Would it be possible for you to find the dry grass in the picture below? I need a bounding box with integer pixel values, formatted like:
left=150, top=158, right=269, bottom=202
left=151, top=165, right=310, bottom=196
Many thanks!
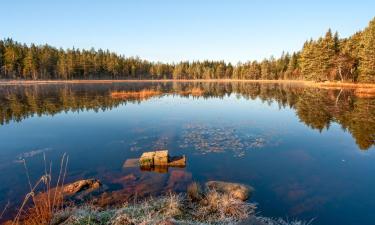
left=21, top=181, right=312, bottom=225
left=12, top=153, right=69, bottom=225
left=187, top=182, right=203, bottom=202
left=196, top=190, right=255, bottom=222
left=0, top=201, right=10, bottom=220
left=306, top=81, right=375, bottom=89
left=50, top=189, right=256, bottom=225
left=110, top=90, right=162, bottom=100
left=354, top=88, right=375, bottom=98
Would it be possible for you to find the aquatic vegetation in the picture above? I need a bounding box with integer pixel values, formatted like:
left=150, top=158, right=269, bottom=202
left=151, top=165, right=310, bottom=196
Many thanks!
left=179, top=123, right=268, bottom=157
left=128, top=135, right=170, bottom=152
left=14, top=148, right=53, bottom=162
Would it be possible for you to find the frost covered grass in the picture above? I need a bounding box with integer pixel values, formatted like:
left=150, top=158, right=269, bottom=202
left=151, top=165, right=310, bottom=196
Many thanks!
left=50, top=190, right=256, bottom=225
left=48, top=191, right=311, bottom=225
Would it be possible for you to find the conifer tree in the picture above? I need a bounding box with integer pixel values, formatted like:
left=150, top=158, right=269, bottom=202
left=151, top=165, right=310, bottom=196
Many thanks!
left=358, top=17, right=375, bottom=83
left=23, top=45, right=39, bottom=79
left=0, top=40, right=4, bottom=76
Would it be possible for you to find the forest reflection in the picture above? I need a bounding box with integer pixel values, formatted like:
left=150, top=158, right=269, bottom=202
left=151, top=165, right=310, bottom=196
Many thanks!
left=0, top=82, right=374, bottom=150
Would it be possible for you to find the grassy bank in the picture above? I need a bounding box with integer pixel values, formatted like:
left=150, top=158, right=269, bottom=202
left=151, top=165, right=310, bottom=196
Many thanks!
left=47, top=191, right=309, bottom=225
left=7, top=179, right=311, bottom=225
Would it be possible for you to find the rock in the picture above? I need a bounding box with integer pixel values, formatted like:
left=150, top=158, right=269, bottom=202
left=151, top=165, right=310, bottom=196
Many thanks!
left=154, top=150, right=168, bottom=165
left=32, top=179, right=103, bottom=208
left=139, top=152, right=155, bottom=167
left=168, top=156, right=186, bottom=167
left=63, top=179, right=101, bottom=195
left=205, top=181, right=253, bottom=201
left=123, top=158, right=139, bottom=168
left=165, top=170, right=192, bottom=191
left=113, top=174, right=137, bottom=183
left=139, top=150, right=186, bottom=170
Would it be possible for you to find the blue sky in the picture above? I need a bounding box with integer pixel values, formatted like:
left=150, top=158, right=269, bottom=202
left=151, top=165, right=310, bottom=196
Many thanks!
left=0, top=0, right=374, bottom=63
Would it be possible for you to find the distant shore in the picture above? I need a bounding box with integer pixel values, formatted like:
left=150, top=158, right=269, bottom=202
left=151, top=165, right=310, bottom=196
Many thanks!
left=1, top=79, right=375, bottom=89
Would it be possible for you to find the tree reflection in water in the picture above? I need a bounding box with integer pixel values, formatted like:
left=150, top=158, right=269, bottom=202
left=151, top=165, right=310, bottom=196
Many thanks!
left=0, top=82, right=374, bottom=150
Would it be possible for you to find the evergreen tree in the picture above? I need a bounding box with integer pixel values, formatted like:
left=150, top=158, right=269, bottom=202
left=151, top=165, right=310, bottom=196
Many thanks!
left=285, top=53, right=299, bottom=79
left=0, top=40, right=4, bottom=76
left=319, top=29, right=337, bottom=80
left=300, top=40, right=318, bottom=80
left=358, top=17, right=375, bottom=83
left=23, top=45, right=39, bottom=79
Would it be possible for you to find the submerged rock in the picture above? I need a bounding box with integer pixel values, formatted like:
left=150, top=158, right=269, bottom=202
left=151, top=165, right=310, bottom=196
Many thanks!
left=123, top=158, right=139, bottom=168
left=63, top=179, right=102, bottom=196
left=205, top=181, right=253, bottom=201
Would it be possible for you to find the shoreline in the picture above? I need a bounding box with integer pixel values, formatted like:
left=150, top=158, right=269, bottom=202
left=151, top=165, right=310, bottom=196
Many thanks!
left=0, top=79, right=375, bottom=89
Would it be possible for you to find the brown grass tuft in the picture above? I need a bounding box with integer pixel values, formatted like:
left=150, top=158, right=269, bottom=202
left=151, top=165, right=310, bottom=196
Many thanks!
left=12, top=154, right=69, bottom=225
left=161, top=192, right=182, bottom=218
left=187, top=182, right=203, bottom=202
left=197, top=189, right=256, bottom=221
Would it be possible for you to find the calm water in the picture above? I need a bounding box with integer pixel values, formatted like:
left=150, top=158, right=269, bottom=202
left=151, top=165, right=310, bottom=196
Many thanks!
left=0, top=82, right=374, bottom=224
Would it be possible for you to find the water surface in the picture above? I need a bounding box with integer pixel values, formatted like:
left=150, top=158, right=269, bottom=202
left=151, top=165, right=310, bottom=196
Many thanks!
left=0, top=82, right=374, bottom=224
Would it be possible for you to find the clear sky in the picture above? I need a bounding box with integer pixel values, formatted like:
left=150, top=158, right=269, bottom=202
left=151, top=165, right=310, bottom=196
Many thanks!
left=0, top=0, right=374, bottom=63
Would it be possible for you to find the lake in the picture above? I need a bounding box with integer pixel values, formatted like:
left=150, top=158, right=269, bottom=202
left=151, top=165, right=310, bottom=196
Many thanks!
left=0, top=81, right=374, bottom=225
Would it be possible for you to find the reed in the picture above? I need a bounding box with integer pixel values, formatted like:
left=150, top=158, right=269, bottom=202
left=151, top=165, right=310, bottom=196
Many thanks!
left=12, top=153, right=69, bottom=225
left=0, top=201, right=10, bottom=220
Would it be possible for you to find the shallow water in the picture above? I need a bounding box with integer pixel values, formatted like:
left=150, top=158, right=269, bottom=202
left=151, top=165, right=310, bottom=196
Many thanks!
left=0, top=82, right=374, bottom=224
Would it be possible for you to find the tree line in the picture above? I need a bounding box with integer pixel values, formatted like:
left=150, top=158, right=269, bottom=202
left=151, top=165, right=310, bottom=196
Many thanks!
left=0, top=17, right=374, bottom=82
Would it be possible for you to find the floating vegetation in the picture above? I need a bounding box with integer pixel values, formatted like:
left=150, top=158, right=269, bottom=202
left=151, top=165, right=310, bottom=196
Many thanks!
left=14, top=147, right=53, bottom=163
left=179, top=123, right=269, bottom=157
left=125, top=123, right=273, bottom=157
left=129, top=135, right=169, bottom=152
